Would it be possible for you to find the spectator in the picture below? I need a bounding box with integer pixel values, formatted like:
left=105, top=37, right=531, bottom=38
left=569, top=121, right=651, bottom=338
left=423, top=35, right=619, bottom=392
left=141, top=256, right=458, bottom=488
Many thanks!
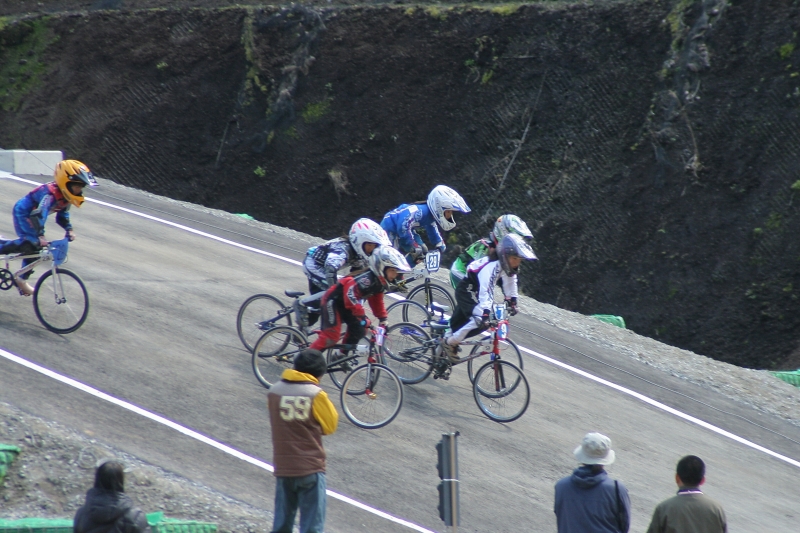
left=267, top=349, right=338, bottom=533
left=73, top=459, right=151, bottom=533
left=554, top=432, right=630, bottom=533
left=645, top=455, right=727, bottom=533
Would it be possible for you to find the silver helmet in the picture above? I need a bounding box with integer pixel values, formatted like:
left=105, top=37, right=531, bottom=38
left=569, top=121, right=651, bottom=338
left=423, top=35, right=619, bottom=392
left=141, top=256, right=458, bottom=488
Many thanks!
left=492, top=214, right=533, bottom=245
left=367, top=246, right=412, bottom=289
left=498, top=234, right=537, bottom=276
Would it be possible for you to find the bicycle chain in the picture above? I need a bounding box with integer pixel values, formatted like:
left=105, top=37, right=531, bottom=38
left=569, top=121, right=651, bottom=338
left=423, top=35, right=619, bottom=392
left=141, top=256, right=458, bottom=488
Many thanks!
left=0, top=268, right=14, bottom=290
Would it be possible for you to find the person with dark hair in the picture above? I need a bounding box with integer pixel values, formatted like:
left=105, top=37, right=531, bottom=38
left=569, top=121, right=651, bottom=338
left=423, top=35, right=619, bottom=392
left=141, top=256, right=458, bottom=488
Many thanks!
left=267, top=349, right=338, bottom=533
left=554, top=432, right=631, bottom=533
left=73, top=460, right=152, bottom=533
left=646, top=455, right=727, bottom=533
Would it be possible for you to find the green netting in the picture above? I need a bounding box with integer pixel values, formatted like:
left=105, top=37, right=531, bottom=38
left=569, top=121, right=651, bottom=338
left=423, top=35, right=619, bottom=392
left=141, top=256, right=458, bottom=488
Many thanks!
left=0, top=444, right=21, bottom=484
left=0, top=513, right=217, bottom=533
left=770, top=370, right=800, bottom=387
left=591, top=314, right=626, bottom=329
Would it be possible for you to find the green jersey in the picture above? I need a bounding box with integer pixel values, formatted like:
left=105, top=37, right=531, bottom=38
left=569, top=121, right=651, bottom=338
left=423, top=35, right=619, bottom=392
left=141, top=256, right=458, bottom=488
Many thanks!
left=449, top=238, right=492, bottom=288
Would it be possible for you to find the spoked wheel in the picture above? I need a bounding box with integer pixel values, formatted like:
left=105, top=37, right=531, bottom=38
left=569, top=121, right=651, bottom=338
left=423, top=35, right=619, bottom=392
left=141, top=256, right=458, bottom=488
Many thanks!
left=406, top=282, right=455, bottom=318
left=340, top=363, right=403, bottom=429
left=381, top=322, right=434, bottom=384
left=251, top=326, right=308, bottom=389
left=325, top=339, right=381, bottom=390
left=237, top=294, right=291, bottom=352
left=386, top=299, right=431, bottom=329
left=33, top=268, right=89, bottom=334
left=467, top=337, right=523, bottom=383
left=472, top=360, right=530, bottom=423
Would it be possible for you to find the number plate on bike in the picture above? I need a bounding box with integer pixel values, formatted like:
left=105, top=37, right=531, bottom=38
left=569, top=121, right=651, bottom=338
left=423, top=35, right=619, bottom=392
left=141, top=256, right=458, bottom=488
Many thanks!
left=425, top=251, right=441, bottom=273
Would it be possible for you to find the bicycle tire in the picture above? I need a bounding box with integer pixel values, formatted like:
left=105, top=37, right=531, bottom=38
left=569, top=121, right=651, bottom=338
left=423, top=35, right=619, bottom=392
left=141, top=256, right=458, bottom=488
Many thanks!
left=467, top=337, right=523, bottom=384
left=340, top=363, right=403, bottom=429
left=472, top=360, right=530, bottom=423
left=406, top=282, right=455, bottom=318
left=33, top=268, right=89, bottom=334
left=237, top=294, right=292, bottom=352
left=382, top=322, right=434, bottom=384
left=325, top=339, right=383, bottom=390
left=386, top=299, right=431, bottom=329
left=251, top=326, right=308, bottom=389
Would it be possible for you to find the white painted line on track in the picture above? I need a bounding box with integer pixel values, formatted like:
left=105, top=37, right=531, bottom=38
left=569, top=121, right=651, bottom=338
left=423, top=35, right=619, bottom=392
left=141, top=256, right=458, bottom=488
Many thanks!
left=0, top=347, right=436, bottom=533
left=3, top=174, right=798, bottom=473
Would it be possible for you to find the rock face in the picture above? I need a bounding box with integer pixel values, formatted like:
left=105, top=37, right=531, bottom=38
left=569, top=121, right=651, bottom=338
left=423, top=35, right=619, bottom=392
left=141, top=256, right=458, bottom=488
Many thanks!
left=1, top=0, right=799, bottom=369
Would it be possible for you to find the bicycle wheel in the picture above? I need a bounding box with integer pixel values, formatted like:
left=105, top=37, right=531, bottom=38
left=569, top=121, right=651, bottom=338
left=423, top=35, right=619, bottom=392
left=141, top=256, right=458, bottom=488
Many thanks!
left=341, top=363, right=403, bottom=429
left=251, top=326, right=308, bottom=389
left=237, top=294, right=291, bottom=352
left=386, top=299, right=431, bottom=328
left=407, top=282, right=455, bottom=318
left=472, top=360, right=530, bottom=423
left=382, top=322, right=434, bottom=384
left=467, top=337, right=523, bottom=383
left=325, top=339, right=382, bottom=390
left=33, top=268, right=89, bottom=334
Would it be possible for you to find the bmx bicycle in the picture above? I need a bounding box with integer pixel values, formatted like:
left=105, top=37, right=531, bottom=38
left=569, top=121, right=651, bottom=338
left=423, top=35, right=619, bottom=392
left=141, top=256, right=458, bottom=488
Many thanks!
left=381, top=302, right=530, bottom=423
left=0, top=237, right=89, bottom=333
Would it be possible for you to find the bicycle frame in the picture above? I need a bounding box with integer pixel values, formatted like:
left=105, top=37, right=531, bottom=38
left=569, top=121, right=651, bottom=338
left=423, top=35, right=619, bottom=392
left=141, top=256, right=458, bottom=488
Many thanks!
left=1, top=240, right=66, bottom=291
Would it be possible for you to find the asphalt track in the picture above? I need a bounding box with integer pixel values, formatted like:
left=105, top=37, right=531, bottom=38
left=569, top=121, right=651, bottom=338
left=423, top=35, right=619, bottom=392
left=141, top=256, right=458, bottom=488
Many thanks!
left=1, top=174, right=798, bottom=532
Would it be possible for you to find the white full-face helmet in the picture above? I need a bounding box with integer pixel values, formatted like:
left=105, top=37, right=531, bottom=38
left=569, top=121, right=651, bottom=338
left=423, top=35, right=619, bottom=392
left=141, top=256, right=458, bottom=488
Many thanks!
left=427, top=185, right=471, bottom=231
left=367, top=246, right=412, bottom=290
left=349, top=218, right=392, bottom=263
left=492, top=214, right=533, bottom=245
left=498, top=234, right=538, bottom=276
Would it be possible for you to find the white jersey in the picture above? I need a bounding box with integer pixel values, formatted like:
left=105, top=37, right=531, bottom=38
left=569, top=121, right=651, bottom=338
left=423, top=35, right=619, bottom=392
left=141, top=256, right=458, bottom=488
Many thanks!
left=465, top=256, right=518, bottom=313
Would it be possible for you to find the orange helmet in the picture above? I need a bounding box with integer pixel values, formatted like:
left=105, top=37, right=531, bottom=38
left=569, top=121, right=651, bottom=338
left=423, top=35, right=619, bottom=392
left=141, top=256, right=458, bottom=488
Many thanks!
left=54, top=160, right=97, bottom=207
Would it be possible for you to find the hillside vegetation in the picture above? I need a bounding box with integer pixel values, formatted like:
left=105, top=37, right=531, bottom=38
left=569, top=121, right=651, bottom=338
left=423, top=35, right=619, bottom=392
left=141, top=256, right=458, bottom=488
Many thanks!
left=1, top=0, right=799, bottom=370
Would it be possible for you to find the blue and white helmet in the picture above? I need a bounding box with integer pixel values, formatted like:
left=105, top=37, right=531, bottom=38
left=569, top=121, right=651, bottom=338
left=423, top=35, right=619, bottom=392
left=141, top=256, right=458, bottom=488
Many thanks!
left=367, top=246, right=412, bottom=290
left=498, top=234, right=537, bottom=276
left=427, top=185, right=470, bottom=231
left=349, top=218, right=392, bottom=263
left=492, top=214, right=533, bottom=245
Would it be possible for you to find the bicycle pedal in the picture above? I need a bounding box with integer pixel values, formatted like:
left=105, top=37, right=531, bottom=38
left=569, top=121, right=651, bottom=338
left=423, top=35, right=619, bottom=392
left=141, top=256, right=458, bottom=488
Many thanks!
left=276, top=354, right=293, bottom=363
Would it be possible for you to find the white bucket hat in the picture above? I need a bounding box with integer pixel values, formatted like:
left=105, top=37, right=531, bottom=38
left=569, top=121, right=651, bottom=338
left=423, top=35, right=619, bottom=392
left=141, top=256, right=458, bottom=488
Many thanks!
left=574, top=432, right=616, bottom=465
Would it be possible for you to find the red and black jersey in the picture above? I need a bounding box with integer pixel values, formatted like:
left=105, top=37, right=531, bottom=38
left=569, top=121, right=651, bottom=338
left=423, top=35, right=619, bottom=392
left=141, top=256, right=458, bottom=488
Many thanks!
left=323, top=270, right=388, bottom=321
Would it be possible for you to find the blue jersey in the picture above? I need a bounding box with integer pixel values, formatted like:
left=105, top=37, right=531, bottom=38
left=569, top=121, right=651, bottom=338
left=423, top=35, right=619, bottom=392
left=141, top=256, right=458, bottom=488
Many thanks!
left=380, top=203, right=444, bottom=254
left=17, top=182, right=72, bottom=235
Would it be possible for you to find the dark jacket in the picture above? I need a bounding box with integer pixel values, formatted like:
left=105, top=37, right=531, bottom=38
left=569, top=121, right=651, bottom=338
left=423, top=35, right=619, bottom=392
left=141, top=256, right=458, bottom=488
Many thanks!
left=73, top=488, right=152, bottom=533
left=554, top=466, right=631, bottom=533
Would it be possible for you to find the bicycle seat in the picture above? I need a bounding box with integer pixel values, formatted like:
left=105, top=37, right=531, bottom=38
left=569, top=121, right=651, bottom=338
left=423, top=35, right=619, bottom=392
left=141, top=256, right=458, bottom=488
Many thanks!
left=431, top=303, right=451, bottom=314
left=285, top=290, right=305, bottom=298
left=430, top=322, right=449, bottom=331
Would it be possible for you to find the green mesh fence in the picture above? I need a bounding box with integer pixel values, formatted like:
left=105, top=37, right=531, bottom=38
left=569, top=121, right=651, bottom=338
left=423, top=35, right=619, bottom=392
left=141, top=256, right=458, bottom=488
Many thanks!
left=0, top=513, right=217, bottom=533
left=770, top=370, right=800, bottom=388
left=0, top=444, right=21, bottom=484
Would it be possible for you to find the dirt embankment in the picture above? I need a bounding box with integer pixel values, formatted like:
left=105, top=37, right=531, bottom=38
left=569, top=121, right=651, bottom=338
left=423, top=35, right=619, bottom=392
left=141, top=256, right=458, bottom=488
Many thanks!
left=1, top=0, right=799, bottom=370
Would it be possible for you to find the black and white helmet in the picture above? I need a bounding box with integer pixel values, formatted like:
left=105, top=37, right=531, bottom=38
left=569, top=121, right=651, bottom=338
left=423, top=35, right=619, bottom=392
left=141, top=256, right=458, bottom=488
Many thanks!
left=427, top=185, right=470, bottom=231
left=492, top=214, right=533, bottom=245
left=367, top=246, right=412, bottom=290
left=349, top=218, right=392, bottom=263
left=498, top=234, right=537, bottom=276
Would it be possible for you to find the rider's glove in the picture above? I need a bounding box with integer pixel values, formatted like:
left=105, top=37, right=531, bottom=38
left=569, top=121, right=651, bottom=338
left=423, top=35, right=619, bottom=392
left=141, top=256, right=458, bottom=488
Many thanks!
left=480, top=309, right=491, bottom=328
left=359, top=316, right=372, bottom=329
left=325, top=270, right=337, bottom=289
left=506, top=297, right=519, bottom=316
left=37, top=235, right=49, bottom=248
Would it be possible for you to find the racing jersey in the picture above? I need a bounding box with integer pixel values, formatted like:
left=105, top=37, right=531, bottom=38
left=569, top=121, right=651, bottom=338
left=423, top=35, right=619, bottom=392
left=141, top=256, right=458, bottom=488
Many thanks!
left=450, top=237, right=493, bottom=284
left=17, top=182, right=72, bottom=235
left=461, top=256, right=518, bottom=314
left=380, top=203, right=444, bottom=253
left=323, top=270, right=388, bottom=321
left=303, top=237, right=364, bottom=285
